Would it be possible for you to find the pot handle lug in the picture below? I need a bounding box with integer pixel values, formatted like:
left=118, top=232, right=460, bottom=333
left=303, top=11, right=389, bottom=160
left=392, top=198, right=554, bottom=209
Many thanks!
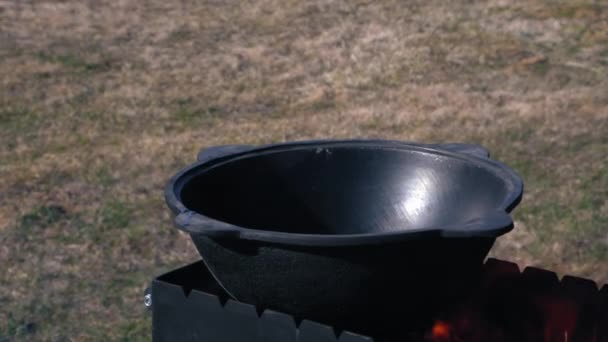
left=440, top=210, right=513, bottom=238
left=197, top=145, right=254, bottom=163
left=429, top=143, right=490, bottom=158
left=174, top=211, right=241, bottom=238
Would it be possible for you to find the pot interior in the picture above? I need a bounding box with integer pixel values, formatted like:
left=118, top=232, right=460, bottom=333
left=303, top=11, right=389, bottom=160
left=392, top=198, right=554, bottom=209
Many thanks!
left=179, top=146, right=510, bottom=235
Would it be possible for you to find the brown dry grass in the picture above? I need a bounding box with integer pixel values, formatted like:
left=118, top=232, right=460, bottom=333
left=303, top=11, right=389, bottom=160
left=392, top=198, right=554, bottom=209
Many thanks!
left=1, top=0, right=607, bottom=340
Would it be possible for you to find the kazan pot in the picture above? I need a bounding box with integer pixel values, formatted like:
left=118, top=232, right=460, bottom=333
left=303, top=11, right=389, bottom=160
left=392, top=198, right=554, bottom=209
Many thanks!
left=164, top=140, right=523, bottom=336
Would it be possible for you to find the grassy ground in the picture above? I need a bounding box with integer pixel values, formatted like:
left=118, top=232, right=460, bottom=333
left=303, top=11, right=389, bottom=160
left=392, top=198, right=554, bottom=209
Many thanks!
left=0, top=0, right=607, bottom=340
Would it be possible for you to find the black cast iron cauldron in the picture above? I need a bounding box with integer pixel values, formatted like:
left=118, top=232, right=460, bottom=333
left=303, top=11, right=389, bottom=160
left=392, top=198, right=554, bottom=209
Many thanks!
left=164, top=140, right=523, bottom=336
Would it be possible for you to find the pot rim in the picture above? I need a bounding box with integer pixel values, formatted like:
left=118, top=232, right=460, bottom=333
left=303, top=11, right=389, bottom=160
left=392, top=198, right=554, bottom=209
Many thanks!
left=164, top=139, right=523, bottom=246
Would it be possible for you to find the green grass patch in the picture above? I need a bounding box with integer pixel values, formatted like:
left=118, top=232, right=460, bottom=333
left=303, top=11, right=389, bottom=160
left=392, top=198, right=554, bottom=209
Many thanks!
left=575, top=167, right=608, bottom=257
left=0, top=299, right=59, bottom=342
left=34, top=71, right=53, bottom=79
left=83, top=165, right=116, bottom=187
left=0, top=107, right=59, bottom=157
left=168, top=27, right=195, bottom=42
left=554, top=5, right=578, bottom=19
left=530, top=59, right=550, bottom=75
left=0, top=107, right=30, bottom=125
left=20, top=205, right=68, bottom=232
left=175, top=101, right=223, bottom=124
left=0, top=108, right=40, bottom=142
left=76, top=111, right=104, bottom=121
left=599, top=47, right=608, bottom=58
left=116, top=319, right=150, bottom=342
left=99, top=200, right=132, bottom=230
left=37, top=52, right=112, bottom=73
left=0, top=317, right=38, bottom=342
left=95, top=167, right=116, bottom=187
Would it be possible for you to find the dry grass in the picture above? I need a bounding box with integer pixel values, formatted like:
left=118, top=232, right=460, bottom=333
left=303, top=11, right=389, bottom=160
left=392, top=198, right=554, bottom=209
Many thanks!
left=1, top=0, right=607, bottom=340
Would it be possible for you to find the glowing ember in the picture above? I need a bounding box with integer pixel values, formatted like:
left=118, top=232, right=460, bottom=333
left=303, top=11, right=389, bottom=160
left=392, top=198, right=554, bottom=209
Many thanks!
left=431, top=320, right=451, bottom=340
left=419, top=260, right=607, bottom=342
left=538, top=297, right=579, bottom=342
